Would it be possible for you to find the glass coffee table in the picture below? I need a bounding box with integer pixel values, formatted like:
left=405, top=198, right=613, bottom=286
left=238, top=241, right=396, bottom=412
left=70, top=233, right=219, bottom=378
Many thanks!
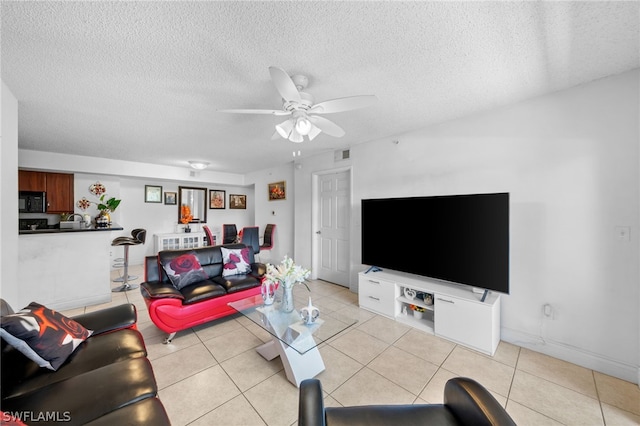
left=228, top=294, right=357, bottom=387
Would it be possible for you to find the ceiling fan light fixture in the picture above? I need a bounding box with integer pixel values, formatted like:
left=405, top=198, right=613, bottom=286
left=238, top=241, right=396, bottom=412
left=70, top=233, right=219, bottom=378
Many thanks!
left=276, top=118, right=307, bottom=142
left=224, top=67, right=376, bottom=143
left=289, top=129, right=304, bottom=143
left=275, top=119, right=293, bottom=139
left=188, top=161, right=209, bottom=170
left=295, top=116, right=312, bottom=135
left=307, top=125, right=322, bottom=141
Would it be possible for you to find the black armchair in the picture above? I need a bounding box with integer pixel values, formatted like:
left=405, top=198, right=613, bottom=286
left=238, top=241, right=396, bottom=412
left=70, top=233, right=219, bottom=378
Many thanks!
left=298, top=377, right=516, bottom=426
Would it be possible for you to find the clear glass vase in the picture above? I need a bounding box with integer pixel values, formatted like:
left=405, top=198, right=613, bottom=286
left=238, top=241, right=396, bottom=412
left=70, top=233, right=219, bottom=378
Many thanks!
left=261, top=281, right=276, bottom=305
left=281, top=283, right=295, bottom=313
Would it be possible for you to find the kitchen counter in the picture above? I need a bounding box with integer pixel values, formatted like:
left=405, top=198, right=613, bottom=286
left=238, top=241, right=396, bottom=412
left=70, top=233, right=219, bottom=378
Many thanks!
left=19, top=223, right=123, bottom=235
left=18, top=224, right=126, bottom=311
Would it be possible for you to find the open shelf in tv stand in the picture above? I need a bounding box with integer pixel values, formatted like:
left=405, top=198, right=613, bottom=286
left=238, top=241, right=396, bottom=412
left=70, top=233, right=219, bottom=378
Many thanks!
left=358, top=269, right=501, bottom=355
left=397, top=291, right=435, bottom=333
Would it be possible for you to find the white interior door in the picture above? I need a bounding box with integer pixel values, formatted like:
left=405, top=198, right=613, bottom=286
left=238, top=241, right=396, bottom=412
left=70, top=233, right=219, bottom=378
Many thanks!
left=316, top=170, right=350, bottom=287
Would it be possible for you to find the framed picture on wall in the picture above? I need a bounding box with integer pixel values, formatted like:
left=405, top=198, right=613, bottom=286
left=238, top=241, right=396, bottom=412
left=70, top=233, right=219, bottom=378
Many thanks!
left=164, top=192, right=177, bottom=205
left=268, top=181, right=286, bottom=201
left=229, top=194, right=246, bottom=209
left=145, top=185, right=162, bottom=203
left=209, top=190, right=225, bottom=209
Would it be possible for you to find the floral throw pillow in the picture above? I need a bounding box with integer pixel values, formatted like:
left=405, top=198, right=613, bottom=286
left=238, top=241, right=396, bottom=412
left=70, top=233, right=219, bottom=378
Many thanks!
left=0, top=302, right=92, bottom=371
left=221, top=247, right=251, bottom=277
left=161, top=251, right=209, bottom=290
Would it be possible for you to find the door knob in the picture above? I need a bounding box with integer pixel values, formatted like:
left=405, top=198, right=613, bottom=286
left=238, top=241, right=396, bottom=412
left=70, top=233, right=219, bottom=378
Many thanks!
left=315, top=231, right=321, bottom=234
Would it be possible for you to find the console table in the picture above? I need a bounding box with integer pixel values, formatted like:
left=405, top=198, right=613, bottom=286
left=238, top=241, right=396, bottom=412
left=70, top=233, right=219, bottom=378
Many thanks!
left=358, top=270, right=501, bottom=355
left=154, top=232, right=206, bottom=252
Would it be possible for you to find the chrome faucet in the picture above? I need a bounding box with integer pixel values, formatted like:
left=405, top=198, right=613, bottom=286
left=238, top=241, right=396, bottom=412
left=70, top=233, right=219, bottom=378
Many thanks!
left=69, top=213, right=85, bottom=223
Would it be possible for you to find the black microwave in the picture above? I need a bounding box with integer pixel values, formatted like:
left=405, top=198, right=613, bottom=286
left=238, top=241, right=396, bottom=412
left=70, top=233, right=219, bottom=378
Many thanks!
left=19, top=191, right=47, bottom=213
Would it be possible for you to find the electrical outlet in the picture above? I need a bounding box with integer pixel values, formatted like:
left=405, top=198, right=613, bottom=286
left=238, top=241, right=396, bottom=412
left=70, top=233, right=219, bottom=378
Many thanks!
left=615, top=226, right=631, bottom=242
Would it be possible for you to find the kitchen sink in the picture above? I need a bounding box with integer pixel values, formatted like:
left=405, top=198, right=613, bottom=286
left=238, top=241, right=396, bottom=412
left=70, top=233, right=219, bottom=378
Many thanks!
left=60, top=221, right=81, bottom=229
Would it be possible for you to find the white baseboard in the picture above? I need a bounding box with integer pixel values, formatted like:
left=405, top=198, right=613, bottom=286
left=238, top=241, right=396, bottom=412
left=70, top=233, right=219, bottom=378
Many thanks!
left=47, top=293, right=111, bottom=312
left=501, top=327, right=639, bottom=385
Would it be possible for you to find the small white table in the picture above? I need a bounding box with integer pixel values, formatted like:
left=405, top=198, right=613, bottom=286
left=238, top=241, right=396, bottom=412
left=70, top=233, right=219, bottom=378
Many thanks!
left=229, top=294, right=357, bottom=387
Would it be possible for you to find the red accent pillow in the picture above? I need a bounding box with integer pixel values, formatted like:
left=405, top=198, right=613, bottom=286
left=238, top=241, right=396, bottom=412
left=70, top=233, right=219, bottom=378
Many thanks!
left=161, top=251, right=209, bottom=290
left=0, top=302, right=92, bottom=370
left=221, top=247, right=251, bottom=277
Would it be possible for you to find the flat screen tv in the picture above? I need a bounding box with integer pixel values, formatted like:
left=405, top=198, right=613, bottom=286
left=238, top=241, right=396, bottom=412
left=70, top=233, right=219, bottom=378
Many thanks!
left=361, top=192, right=509, bottom=294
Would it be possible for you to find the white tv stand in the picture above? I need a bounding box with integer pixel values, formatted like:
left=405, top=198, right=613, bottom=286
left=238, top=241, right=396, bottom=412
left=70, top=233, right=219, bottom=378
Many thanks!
left=358, top=269, right=500, bottom=355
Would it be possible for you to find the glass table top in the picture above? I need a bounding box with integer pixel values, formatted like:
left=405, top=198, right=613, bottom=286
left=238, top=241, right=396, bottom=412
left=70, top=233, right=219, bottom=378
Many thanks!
left=228, top=294, right=357, bottom=355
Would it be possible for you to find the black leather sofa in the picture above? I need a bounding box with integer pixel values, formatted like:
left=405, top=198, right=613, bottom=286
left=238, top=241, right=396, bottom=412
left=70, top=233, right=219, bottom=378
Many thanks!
left=141, top=243, right=265, bottom=343
left=298, top=377, right=516, bottom=426
left=0, top=299, right=170, bottom=425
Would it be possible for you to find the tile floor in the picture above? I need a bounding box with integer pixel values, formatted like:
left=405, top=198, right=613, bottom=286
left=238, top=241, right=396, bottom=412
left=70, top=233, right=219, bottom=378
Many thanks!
left=62, top=264, right=640, bottom=426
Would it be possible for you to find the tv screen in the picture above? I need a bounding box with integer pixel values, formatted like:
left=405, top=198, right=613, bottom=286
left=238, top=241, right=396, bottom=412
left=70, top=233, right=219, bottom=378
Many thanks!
left=361, top=193, right=509, bottom=294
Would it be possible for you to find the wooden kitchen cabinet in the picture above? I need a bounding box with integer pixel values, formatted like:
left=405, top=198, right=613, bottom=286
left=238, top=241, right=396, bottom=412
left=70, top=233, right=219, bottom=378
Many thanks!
left=45, top=173, right=74, bottom=213
left=18, top=170, right=46, bottom=192
left=19, top=170, right=74, bottom=213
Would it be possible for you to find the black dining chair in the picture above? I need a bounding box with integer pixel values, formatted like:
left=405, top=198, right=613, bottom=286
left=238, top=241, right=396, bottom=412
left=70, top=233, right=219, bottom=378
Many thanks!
left=240, top=226, right=260, bottom=258
left=202, top=225, right=216, bottom=246
left=260, top=224, right=276, bottom=252
left=222, top=224, right=237, bottom=244
left=259, top=224, right=276, bottom=261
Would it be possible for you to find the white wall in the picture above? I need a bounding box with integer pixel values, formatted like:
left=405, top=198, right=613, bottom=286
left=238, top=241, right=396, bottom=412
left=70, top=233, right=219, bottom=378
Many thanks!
left=290, top=151, right=355, bottom=283
left=245, top=164, right=295, bottom=264
left=294, top=70, right=639, bottom=383
left=1, top=81, right=19, bottom=306
left=73, top=173, right=255, bottom=265
left=7, top=69, right=638, bottom=383
left=19, top=150, right=245, bottom=186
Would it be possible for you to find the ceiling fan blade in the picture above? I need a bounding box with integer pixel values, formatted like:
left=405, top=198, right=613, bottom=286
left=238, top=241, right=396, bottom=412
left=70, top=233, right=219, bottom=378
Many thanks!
left=218, top=108, right=291, bottom=116
left=308, top=116, right=345, bottom=138
left=309, top=95, right=378, bottom=114
left=269, top=66, right=301, bottom=103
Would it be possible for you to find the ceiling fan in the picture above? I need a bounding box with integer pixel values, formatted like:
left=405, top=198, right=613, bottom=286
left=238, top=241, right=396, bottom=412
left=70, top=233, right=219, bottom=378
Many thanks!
left=219, top=66, right=377, bottom=143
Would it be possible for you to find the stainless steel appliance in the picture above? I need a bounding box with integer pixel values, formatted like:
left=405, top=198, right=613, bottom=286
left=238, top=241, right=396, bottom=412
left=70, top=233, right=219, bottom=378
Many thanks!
left=19, top=191, right=47, bottom=213
left=19, top=218, right=49, bottom=231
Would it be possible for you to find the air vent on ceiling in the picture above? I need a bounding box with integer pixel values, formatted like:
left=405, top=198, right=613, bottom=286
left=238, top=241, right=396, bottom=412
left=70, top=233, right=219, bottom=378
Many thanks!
left=334, top=149, right=350, bottom=161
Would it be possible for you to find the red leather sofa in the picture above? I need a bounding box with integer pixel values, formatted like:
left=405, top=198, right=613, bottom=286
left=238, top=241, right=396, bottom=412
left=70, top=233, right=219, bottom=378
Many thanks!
left=141, top=243, right=265, bottom=343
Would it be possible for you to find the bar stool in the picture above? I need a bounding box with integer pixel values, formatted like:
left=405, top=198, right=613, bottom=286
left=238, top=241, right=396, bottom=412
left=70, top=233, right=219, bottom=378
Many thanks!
left=112, top=256, right=137, bottom=283
left=111, top=229, right=146, bottom=292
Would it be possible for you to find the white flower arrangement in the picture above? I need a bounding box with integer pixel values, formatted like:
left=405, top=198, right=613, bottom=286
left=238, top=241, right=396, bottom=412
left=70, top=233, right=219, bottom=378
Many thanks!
left=264, top=255, right=311, bottom=290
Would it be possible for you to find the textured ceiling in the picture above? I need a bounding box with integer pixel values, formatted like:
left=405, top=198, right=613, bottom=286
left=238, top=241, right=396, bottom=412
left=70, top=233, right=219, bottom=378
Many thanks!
left=2, top=1, right=639, bottom=175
